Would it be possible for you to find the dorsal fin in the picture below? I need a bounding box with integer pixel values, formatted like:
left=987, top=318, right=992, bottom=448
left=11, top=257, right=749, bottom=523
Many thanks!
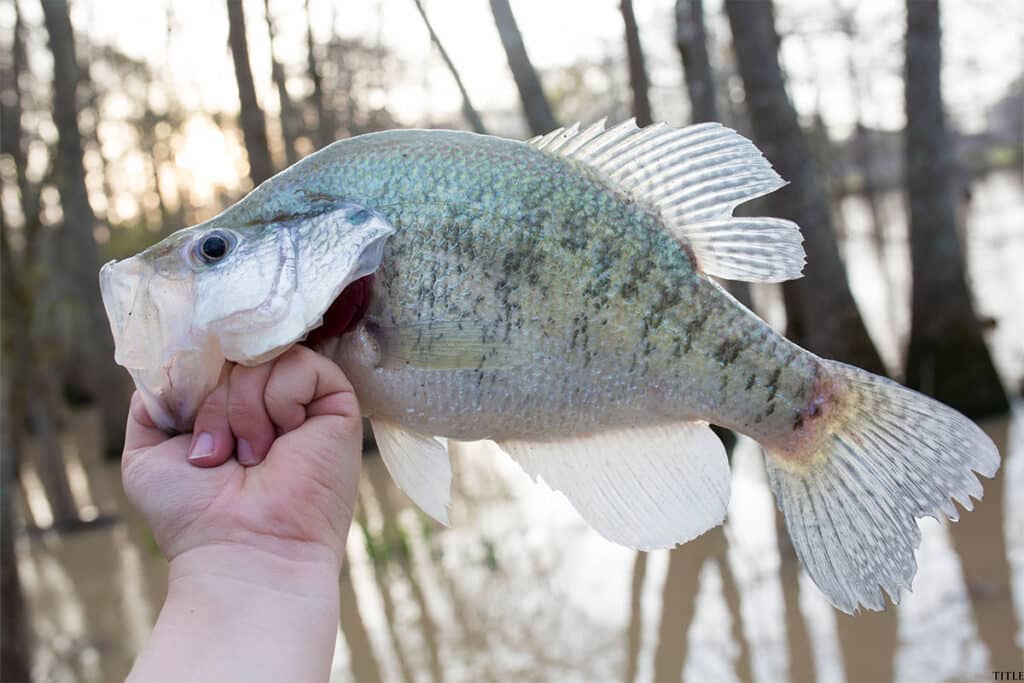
left=528, top=119, right=805, bottom=283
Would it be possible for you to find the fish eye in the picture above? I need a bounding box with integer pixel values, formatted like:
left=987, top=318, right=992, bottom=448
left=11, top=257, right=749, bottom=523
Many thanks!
left=195, top=230, right=234, bottom=264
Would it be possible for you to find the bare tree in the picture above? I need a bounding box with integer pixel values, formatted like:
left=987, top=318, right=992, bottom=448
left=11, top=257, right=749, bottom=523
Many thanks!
left=776, top=515, right=815, bottom=682
left=264, top=0, right=301, bottom=166
left=0, top=222, right=32, bottom=683
left=724, top=2, right=895, bottom=678
left=623, top=551, right=647, bottom=683
left=4, top=3, right=79, bottom=529
left=226, top=0, right=275, bottom=186
left=904, top=0, right=1008, bottom=417
left=905, top=0, right=1016, bottom=666
left=724, top=0, right=886, bottom=375
left=489, top=0, right=558, bottom=136
left=650, top=553, right=688, bottom=683
left=303, top=0, right=334, bottom=148
left=619, top=0, right=652, bottom=126
left=40, top=0, right=129, bottom=456
left=674, top=0, right=753, bottom=315
left=833, top=2, right=897, bottom=333
left=675, top=0, right=717, bottom=124
left=338, top=562, right=384, bottom=683
left=412, top=0, right=487, bottom=134
left=651, top=527, right=751, bottom=682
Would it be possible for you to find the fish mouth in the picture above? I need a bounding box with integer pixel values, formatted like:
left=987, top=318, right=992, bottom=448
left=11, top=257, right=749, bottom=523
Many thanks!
left=101, top=262, right=378, bottom=434
left=100, top=255, right=224, bottom=434
left=102, top=262, right=376, bottom=435
left=302, top=274, right=376, bottom=350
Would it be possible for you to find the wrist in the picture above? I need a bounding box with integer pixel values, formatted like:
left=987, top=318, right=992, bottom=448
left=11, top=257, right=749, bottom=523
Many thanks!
left=165, top=543, right=342, bottom=647
left=168, top=541, right=342, bottom=595
left=129, top=544, right=341, bottom=683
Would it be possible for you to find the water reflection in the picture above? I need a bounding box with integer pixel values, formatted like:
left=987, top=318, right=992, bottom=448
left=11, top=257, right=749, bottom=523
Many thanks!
left=17, top=408, right=1019, bottom=683
left=14, top=171, right=1024, bottom=682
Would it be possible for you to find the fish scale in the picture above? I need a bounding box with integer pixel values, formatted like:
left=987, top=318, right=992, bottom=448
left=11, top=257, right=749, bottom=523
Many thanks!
left=266, top=133, right=790, bottom=440
left=100, top=120, right=1000, bottom=614
left=272, top=131, right=802, bottom=443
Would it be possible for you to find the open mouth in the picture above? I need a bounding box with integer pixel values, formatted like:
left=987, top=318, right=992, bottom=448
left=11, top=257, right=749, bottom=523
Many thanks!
left=302, top=273, right=375, bottom=348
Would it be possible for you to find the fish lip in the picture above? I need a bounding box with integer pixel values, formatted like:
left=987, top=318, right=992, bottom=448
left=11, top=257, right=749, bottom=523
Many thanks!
left=100, top=253, right=223, bottom=434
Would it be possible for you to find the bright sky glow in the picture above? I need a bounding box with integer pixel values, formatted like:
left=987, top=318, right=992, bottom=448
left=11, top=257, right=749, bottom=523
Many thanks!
left=6, top=0, right=1021, bottom=221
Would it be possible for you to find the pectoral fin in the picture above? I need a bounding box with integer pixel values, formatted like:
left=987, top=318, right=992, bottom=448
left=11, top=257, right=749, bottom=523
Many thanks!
left=371, top=418, right=452, bottom=525
left=497, top=421, right=730, bottom=550
left=373, top=320, right=529, bottom=370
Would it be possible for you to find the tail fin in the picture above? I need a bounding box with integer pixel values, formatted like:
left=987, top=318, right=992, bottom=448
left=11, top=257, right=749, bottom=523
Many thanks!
left=763, top=359, right=1000, bottom=613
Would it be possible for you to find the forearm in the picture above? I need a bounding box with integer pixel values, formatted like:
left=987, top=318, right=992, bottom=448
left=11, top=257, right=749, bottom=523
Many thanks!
left=128, top=545, right=341, bottom=683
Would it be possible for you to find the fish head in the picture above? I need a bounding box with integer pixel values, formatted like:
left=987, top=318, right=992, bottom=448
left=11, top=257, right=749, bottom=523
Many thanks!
left=100, top=200, right=395, bottom=433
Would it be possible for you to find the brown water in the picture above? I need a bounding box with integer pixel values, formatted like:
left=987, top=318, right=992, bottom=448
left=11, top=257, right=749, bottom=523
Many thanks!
left=12, top=170, right=1024, bottom=683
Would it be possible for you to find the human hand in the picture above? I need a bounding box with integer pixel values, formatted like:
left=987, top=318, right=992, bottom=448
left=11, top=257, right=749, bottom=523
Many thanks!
left=122, top=346, right=362, bottom=683
left=121, top=345, right=362, bottom=570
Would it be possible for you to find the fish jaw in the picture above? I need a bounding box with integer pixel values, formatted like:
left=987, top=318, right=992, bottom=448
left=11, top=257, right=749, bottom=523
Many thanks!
left=125, top=343, right=226, bottom=434
left=100, top=254, right=226, bottom=433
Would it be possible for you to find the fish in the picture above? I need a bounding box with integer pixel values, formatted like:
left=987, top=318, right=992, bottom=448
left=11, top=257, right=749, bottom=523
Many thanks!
left=100, top=119, right=999, bottom=613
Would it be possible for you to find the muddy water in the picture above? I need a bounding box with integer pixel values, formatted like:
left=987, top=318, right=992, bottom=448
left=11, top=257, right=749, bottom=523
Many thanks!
left=14, top=170, right=1024, bottom=683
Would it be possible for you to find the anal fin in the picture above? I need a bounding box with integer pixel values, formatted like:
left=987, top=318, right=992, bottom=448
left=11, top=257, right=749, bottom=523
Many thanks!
left=497, top=421, right=730, bottom=550
left=370, top=418, right=452, bottom=525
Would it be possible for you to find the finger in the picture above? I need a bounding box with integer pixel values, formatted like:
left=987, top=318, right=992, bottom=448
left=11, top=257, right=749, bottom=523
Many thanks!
left=264, top=346, right=358, bottom=433
left=227, top=362, right=276, bottom=467
left=124, top=392, right=170, bottom=454
left=188, top=365, right=235, bottom=468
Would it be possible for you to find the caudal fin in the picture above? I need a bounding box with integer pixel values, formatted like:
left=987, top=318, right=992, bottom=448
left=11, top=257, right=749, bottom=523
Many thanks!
left=763, top=359, right=1000, bottom=613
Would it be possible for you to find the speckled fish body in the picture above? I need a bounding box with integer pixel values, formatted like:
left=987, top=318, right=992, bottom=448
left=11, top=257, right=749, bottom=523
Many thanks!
left=100, top=121, right=999, bottom=616
left=247, top=130, right=814, bottom=448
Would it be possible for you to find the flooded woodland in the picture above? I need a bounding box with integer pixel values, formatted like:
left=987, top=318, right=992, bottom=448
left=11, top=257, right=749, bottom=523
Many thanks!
left=2, top=0, right=1022, bottom=681
left=12, top=170, right=1024, bottom=683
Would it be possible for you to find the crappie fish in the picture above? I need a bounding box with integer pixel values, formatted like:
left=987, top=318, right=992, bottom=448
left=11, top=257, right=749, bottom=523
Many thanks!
left=100, top=120, right=999, bottom=613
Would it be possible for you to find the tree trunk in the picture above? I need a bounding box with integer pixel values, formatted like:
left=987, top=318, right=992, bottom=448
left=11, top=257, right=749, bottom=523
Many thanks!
left=3, top=2, right=37, bottom=225
left=412, top=0, right=487, bottom=134
left=489, top=0, right=558, bottom=136
left=338, top=561, right=384, bottom=683
left=833, top=2, right=898, bottom=341
left=652, top=531, right=709, bottom=682
left=724, top=0, right=886, bottom=375
left=0, top=466, right=32, bottom=683
left=775, top=510, right=816, bottom=683
left=40, top=0, right=129, bottom=457
left=619, top=0, right=652, bottom=126
left=674, top=0, right=753, bottom=311
left=719, top=554, right=751, bottom=683
left=264, top=0, right=301, bottom=166
left=28, top=383, right=80, bottom=528
left=623, top=551, right=647, bottom=683
left=903, top=0, right=1008, bottom=417
left=226, top=0, right=275, bottom=186
left=302, top=0, right=333, bottom=148
left=675, top=0, right=718, bottom=124
left=0, top=217, right=33, bottom=683
left=945, top=419, right=1020, bottom=670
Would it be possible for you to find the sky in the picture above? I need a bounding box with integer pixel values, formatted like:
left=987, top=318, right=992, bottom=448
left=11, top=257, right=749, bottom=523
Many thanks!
left=5, top=0, right=1021, bottom=214
left=35, top=0, right=1018, bottom=130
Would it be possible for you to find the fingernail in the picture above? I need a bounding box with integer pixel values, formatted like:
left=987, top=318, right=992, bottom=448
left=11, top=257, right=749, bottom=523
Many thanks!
left=237, top=439, right=257, bottom=466
left=188, top=432, right=215, bottom=460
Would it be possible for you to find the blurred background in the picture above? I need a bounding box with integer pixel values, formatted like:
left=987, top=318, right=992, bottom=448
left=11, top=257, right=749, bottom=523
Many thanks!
left=0, top=0, right=1021, bottom=681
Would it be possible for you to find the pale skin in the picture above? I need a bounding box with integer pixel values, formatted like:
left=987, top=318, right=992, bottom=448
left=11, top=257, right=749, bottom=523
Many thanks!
left=122, top=346, right=363, bottom=683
